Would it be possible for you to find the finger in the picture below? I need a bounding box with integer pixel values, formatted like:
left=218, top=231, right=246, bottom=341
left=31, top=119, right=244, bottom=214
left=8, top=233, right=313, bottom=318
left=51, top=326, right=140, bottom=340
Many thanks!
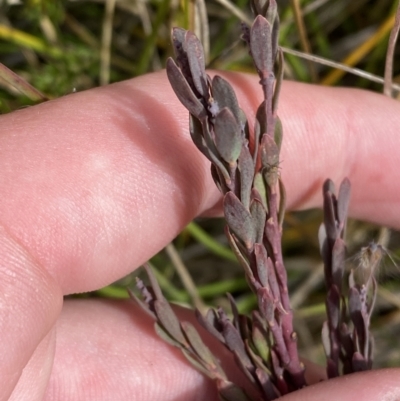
left=43, top=299, right=238, bottom=401
left=8, top=329, right=56, bottom=401
left=0, top=72, right=399, bottom=296
left=40, top=298, right=400, bottom=401
left=0, top=228, right=62, bottom=401
left=280, top=368, right=400, bottom=401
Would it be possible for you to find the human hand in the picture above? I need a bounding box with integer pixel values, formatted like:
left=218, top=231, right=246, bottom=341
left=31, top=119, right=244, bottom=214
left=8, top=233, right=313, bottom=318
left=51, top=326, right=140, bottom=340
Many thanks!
left=2, top=71, right=400, bottom=400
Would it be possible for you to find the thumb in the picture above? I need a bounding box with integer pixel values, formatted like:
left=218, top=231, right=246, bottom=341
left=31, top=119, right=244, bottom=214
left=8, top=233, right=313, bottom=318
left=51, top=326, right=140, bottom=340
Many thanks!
left=281, top=368, right=400, bottom=401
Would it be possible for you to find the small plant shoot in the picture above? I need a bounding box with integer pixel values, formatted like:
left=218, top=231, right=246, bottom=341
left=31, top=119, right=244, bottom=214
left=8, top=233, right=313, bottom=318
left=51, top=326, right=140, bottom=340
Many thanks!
left=131, top=1, right=397, bottom=399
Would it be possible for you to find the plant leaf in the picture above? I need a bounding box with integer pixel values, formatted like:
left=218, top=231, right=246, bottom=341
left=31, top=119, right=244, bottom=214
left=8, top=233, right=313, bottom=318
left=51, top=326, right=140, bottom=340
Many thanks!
left=166, top=58, right=206, bottom=119
left=154, top=299, right=188, bottom=345
left=212, top=75, right=241, bottom=123
left=224, top=192, right=256, bottom=250
left=250, top=15, right=273, bottom=74
left=238, top=145, right=255, bottom=210
left=184, top=31, right=209, bottom=98
left=214, top=107, right=243, bottom=164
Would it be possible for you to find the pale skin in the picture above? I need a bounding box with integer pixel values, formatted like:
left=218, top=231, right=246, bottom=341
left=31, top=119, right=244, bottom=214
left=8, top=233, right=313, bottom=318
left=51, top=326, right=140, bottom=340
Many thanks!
left=1, top=70, right=400, bottom=401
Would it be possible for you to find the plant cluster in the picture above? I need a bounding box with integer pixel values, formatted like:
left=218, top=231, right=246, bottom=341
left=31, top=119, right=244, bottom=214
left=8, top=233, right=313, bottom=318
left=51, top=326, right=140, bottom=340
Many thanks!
left=131, top=1, right=384, bottom=399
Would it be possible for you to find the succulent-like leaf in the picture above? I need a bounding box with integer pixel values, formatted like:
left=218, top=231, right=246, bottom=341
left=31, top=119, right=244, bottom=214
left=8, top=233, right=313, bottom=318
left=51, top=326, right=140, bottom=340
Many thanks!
left=238, top=145, right=255, bottom=210
left=331, top=238, right=345, bottom=291
left=128, top=287, right=156, bottom=320
left=154, top=299, right=188, bottom=346
left=214, top=107, right=243, bottom=164
left=189, top=113, right=213, bottom=160
left=250, top=200, right=266, bottom=244
left=227, top=293, right=241, bottom=332
left=181, top=348, right=219, bottom=379
left=260, top=134, right=279, bottom=168
left=217, top=379, right=252, bottom=401
left=166, top=58, right=206, bottom=119
left=224, top=192, right=256, bottom=250
left=323, top=189, right=338, bottom=240
left=212, top=76, right=241, bottom=123
left=272, top=49, right=284, bottom=114
left=155, top=322, right=182, bottom=347
left=277, top=177, right=286, bottom=228
left=337, top=178, right=351, bottom=228
left=225, top=227, right=256, bottom=288
left=196, top=308, right=226, bottom=344
left=318, top=223, right=328, bottom=260
left=349, top=288, right=368, bottom=355
left=251, top=318, right=270, bottom=362
left=254, top=243, right=270, bottom=288
left=326, top=287, right=340, bottom=328
left=257, top=287, right=275, bottom=323
left=250, top=15, right=273, bottom=74
left=266, top=0, right=278, bottom=25
left=274, top=116, right=283, bottom=152
left=184, top=31, right=209, bottom=98
left=270, top=10, right=279, bottom=62
left=251, top=0, right=269, bottom=17
left=171, top=27, right=194, bottom=84
left=222, top=319, right=253, bottom=369
left=255, top=368, right=279, bottom=401
left=321, top=321, right=331, bottom=356
left=253, top=173, right=268, bottom=210
left=256, top=100, right=267, bottom=138
left=210, top=163, right=225, bottom=193
left=352, top=352, right=368, bottom=372
left=181, top=321, right=223, bottom=372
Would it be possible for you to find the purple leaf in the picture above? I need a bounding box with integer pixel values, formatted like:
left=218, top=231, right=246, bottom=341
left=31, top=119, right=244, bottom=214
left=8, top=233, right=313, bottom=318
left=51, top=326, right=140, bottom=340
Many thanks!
left=214, top=108, right=243, bottom=164
left=154, top=299, right=188, bottom=345
left=184, top=31, right=209, bottom=98
left=250, top=199, right=266, bottom=244
left=217, top=379, right=252, bottom=401
left=254, top=243, right=269, bottom=288
left=337, top=178, right=351, bottom=227
left=238, top=145, right=255, bottom=210
left=260, top=133, right=279, bottom=168
left=250, top=15, right=273, bottom=74
left=224, top=192, right=256, bottom=250
left=212, top=76, right=241, bottom=123
left=166, top=58, right=206, bottom=119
